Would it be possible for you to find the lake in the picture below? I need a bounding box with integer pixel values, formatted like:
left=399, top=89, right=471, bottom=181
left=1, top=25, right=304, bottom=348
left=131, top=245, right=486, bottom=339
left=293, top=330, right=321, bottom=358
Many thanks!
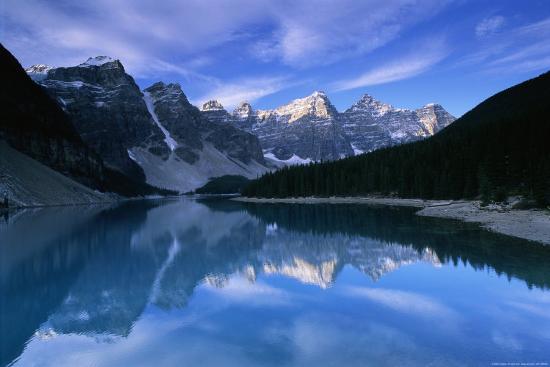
left=1, top=198, right=550, bottom=366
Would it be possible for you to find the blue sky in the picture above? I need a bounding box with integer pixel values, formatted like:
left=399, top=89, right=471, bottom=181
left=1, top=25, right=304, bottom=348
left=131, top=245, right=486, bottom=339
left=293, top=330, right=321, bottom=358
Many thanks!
left=2, top=0, right=550, bottom=117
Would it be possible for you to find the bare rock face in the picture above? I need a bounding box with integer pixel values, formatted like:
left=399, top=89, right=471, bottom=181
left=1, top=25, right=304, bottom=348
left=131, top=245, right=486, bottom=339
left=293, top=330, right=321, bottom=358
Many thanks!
left=251, top=91, right=353, bottom=161
left=2, top=45, right=105, bottom=189
left=31, top=58, right=268, bottom=192
left=202, top=91, right=354, bottom=162
left=144, top=82, right=203, bottom=164
left=342, top=94, right=456, bottom=154
left=37, top=56, right=169, bottom=181
left=202, top=92, right=455, bottom=163
left=25, top=53, right=454, bottom=190
left=200, top=99, right=232, bottom=125
left=146, top=83, right=265, bottom=165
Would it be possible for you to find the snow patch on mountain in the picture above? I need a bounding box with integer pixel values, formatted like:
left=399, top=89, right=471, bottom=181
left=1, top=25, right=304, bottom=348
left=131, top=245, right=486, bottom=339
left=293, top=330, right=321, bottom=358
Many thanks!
left=264, top=152, right=312, bottom=165
left=79, top=56, right=116, bottom=67
left=143, top=91, right=178, bottom=151
left=351, top=144, right=364, bottom=155
left=202, top=100, right=225, bottom=111
left=257, top=90, right=337, bottom=123
left=25, top=64, right=53, bottom=81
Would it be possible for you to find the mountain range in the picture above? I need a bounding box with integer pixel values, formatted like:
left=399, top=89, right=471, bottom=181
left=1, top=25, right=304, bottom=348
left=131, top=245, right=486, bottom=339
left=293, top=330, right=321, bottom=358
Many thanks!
left=1, top=43, right=455, bottom=204
left=200, top=91, right=455, bottom=162
left=0, top=44, right=172, bottom=207
left=243, top=70, right=550, bottom=206
left=26, top=56, right=269, bottom=193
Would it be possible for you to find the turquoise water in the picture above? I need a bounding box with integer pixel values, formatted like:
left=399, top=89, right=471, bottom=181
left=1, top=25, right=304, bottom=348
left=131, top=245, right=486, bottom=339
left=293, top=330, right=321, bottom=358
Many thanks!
left=1, top=199, right=550, bottom=366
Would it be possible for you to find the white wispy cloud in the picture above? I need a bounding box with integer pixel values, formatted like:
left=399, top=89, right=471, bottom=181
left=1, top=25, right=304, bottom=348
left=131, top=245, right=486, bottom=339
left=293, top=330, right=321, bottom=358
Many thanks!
left=332, top=40, right=448, bottom=91
left=1, top=0, right=268, bottom=75
left=475, top=15, right=505, bottom=37
left=204, top=276, right=292, bottom=306
left=194, top=76, right=291, bottom=109
left=461, top=16, right=550, bottom=75
left=345, top=286, right=456, bottom=318
left=251, top=0, right=451, bottom=67
left=1, top=0, right=453, bottom=72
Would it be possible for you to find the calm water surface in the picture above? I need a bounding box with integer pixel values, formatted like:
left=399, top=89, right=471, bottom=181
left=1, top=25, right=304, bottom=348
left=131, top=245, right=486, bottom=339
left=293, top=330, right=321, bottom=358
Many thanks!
left=1, top=199, right=550, bottom=366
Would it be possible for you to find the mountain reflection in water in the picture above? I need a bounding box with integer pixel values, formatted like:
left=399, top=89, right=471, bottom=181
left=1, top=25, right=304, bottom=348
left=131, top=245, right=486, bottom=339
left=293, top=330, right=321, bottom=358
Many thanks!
left=1, top=198, right=549, bottom=367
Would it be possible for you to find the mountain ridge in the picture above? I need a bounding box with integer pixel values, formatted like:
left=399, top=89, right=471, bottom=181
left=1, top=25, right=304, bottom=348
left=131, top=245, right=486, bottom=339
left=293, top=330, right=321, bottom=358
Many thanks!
left=28, top=56, right=270, bottom=193
left=200, top=90, right=455, bottom=161
left=242, top=70, right=550, bottom=206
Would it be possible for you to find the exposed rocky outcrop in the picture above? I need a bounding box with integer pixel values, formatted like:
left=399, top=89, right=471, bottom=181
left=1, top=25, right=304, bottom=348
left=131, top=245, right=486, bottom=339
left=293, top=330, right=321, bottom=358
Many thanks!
left=342, top=94, right=456, bottom=153
left=1, top=44, right=106, bottom=189
left=127, top=82, right=268, bottom=192
left=201, top=91, right=455, bottom=163
left=29, top=57, right=269, bottom=192
left=202, top=91, right=354, bottom=162
left=37, top=56, right=169, bottom=181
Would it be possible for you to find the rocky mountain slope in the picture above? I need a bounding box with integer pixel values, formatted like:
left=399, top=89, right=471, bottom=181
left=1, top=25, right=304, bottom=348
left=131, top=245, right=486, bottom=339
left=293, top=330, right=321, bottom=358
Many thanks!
left=28, top=58, right=269, bottom=192
left=202, top=92, right=353, bottom=163
left=21, top=50, right=453, bottom=192
left=30, top=56, right=170, bottom=182
left=1, top=44, right=167, bottom=202
left=342, top=94, right=456, bottom=153
left=0, top=141, right=112, bottom=207
left=201, top=91, right=455, bottom=162
left=1, top=44, right=105, bottom=188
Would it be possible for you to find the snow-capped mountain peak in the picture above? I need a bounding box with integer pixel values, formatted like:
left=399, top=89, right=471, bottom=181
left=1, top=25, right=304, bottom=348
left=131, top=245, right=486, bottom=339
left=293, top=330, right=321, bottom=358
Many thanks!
left=233, top=101, right=253, bottom=119
left=348, top=94, right=394, bottom=117
left=25, top=64, right=53, bottom=81
left=146, top=82, right=189, bottom=105
left=261, top=90, right=338, bottom=123
left=201, top=100, right=225, bottom=111
left=78, top=56, right=119, bottom=68
left=25, top=64, right=52, bottom=73
left=310, top=90, right=327, bottom=98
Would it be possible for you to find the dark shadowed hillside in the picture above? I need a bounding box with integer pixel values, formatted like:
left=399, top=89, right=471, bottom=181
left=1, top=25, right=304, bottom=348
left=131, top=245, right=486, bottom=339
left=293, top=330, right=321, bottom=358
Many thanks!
left=0, top=43, right=172, bottom=197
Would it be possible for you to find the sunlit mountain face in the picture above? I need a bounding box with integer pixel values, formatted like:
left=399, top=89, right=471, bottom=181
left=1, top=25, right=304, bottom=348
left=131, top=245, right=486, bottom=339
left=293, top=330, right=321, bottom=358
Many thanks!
left=2, top=199, right=550, bottom=366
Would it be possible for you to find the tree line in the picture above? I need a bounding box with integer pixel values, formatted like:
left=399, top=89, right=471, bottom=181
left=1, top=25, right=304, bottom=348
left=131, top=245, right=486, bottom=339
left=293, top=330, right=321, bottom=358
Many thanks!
left=243, top=71, right=550, bottom=206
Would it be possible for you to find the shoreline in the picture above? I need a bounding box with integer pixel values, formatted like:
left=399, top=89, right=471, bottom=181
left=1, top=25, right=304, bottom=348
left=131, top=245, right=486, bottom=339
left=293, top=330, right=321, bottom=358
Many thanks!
left=233, top=197, right=550, bottom=245
left=0, top=195, right=184, bottom=210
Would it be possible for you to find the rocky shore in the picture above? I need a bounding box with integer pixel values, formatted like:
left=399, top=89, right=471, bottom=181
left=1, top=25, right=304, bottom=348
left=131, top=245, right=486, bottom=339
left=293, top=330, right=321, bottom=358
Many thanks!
left=233, top=197, right=550, bottom=245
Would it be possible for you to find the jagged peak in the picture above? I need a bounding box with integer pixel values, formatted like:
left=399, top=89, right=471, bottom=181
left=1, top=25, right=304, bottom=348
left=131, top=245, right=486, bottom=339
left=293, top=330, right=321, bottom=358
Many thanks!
left=144, top=81, right=190, bottom=106
left=237, top=101, right=252, bottom=109
left=145, top=81, right=182, bottom=92
left=202, top=100, right=225, bottom=111
left=145, top=81, right=167, bottom=90
left=78, top=56, right=121, bottom=68
left=310, top=90, right=327, bottom=98
left=25, top=64, right=52, bottom=73
left=233, top=101, right=254, bottom=117
left=284, top=90, right=332, bottom=107
left=256, top=90, right=337, bottom=122
left=25, top=64, right=53, bottom=81
left=357, top=93, right=392, bottom=108
left=346, top=93, right=395, bottom=116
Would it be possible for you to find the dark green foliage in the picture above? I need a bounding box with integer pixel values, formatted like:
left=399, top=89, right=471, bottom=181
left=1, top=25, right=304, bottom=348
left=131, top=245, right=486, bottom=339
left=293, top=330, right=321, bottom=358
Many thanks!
left=195, top=175, right=250, bottom=194
left=243, top=71, right=550, bottom=206
left=101, top=168, right=176, bottom=197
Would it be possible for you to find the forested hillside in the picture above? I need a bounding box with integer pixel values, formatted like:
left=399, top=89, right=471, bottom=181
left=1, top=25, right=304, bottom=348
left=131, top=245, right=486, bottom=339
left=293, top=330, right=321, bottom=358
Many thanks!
left=243, top=71, right=550, bottom=206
